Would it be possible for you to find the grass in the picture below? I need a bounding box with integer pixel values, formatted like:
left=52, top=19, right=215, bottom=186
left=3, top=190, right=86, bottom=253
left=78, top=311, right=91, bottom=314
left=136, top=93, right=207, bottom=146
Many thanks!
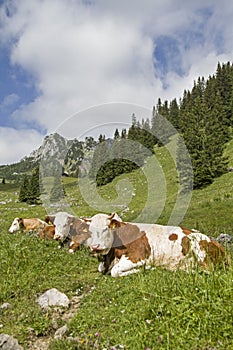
left=0, top=139, right=233, bottom=349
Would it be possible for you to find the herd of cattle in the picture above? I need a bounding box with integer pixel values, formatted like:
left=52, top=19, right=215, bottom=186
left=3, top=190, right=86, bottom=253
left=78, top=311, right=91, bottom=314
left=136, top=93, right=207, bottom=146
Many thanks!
left=8, top=212, right=231, bottom=277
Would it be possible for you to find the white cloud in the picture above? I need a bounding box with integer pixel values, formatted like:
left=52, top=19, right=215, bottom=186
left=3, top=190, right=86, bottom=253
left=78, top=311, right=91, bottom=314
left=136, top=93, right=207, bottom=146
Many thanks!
left=1, top=93, right=19, bottom=108
left=0, top=127, right=43, bottom=165
left=0, top=0, right=233, bottom=163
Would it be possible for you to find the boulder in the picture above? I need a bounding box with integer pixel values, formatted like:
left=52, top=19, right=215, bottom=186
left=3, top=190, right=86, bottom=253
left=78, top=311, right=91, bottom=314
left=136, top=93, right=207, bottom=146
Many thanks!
left=0, top=334, right=24, bottom=350
left=37, top=288, right=70, bottom=309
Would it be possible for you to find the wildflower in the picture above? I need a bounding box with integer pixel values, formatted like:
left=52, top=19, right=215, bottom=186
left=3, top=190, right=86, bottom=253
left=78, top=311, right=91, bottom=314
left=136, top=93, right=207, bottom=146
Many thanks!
left=95, top=332, right=100, bottom=337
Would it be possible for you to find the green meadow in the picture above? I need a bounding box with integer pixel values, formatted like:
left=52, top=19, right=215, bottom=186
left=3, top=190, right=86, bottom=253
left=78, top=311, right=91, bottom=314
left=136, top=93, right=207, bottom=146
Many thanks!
left=0, top=140, right=233, bottom=349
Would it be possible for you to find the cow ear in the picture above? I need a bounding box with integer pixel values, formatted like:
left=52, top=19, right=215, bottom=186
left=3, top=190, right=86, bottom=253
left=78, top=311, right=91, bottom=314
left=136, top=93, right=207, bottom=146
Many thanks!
left=108, top=213, right=116, bottom=220
left=67, top=216, right=75, bottom=225
left=18, top=218, right=24, bottom=229
left=46, top=215, right=55, bottom=224
left=109, top=219, right=121, bottom=229
left=82, top=217, right=92, bottom=223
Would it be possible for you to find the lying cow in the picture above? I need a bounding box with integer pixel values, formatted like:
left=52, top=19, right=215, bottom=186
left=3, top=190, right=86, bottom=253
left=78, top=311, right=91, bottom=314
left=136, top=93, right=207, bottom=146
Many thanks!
left=45, top=211, right=91, bottom=253
left=9, top=217, right=48, bottom=234
left=86, top=213, right=230, bottom=277
left=38, top=225, right=56, bottom=240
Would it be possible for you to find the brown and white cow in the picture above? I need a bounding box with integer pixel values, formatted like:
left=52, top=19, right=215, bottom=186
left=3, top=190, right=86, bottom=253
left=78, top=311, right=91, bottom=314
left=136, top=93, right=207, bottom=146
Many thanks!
left=45, top=211, right=91, bottom=253
left=86, top=213, right=230, bottom=277
left=38, top=225, right=56, bottom=240
left=9, top=217, right=48, bottom=234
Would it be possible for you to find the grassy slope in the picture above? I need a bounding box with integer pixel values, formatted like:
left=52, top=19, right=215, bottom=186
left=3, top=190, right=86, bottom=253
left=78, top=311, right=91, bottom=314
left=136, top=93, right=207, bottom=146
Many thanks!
left=0, top=139, right=233, bottom=349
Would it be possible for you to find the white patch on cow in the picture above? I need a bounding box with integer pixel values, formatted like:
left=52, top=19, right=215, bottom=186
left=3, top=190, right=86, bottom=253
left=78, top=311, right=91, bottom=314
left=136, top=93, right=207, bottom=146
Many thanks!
left=111, top=255, right=146, bottom=277
left=53, top=211, right=74, bottom=240
left=88, top=213, right=117, bottom=253
left=98, top=262, right=105, bottom=273
left=9, top=218, right=20, bottom=233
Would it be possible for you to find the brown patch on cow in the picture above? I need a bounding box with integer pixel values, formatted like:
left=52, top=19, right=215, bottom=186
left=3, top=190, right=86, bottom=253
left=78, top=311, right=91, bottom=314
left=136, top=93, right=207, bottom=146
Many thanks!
left=67, top=217, right=91, bottom=248
left=199, top=239, right=231, bottom=267
left=169, top=233, right=178, bottom=241
left=18, top=218, right=25, bottom=230
left=18, top=218, right=47, bottom=231
left=45, top=215, right=55, bottom=224
left=111, top=223, right=151, bottom=263
left=69, top=241, right=80, bottom=252
left=39, top=225, right=55, bottom=240
left=109, top=219, right=126, bottom=229
left=180, top=226, right=192, bottom=235
left=181, top=236, right=191, bottom=256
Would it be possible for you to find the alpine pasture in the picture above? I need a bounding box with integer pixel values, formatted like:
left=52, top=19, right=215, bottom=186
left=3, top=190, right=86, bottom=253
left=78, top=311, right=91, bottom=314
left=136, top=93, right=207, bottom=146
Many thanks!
left=1, top=142, right=233, bottom=350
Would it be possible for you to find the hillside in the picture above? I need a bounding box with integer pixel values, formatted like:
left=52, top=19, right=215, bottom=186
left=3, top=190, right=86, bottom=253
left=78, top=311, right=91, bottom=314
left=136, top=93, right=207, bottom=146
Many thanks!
left=0, top=137, right=233, bottom=349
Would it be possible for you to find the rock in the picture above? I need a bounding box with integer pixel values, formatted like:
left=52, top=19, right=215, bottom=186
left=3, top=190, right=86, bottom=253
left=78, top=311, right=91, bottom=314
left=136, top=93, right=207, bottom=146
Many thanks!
left=0, top=303, right=12, bottom=310
left=54, top=325, right=68, bottom=339
left=37, top=288, right=70, bottom=309
left=216, top=233, right=233, bottom=245
left=0, top=333, right=24, bottom=350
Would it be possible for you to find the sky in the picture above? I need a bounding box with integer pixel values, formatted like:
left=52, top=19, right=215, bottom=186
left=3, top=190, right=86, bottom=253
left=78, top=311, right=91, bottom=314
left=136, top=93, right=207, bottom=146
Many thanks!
left=0, top=0, right=233, bottom=165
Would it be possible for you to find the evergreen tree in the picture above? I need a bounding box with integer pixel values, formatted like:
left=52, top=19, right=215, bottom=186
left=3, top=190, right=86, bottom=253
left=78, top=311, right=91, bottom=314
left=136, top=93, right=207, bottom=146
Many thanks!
left=114, top=128, right=120, bottom=139
left=19, top=175, right=30, bottom=202
left=27, top=166, right=41, bottom=204
left=89, top=134, right=110, bottom=184
left=169, top=98, right=180, bottom=130
left=151, top=99, right=171, bottom=146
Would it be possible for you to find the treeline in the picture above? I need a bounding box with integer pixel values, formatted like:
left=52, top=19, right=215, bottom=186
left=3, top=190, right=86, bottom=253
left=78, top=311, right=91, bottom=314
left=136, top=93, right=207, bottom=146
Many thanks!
left=91, top=62, right=233, bottom=188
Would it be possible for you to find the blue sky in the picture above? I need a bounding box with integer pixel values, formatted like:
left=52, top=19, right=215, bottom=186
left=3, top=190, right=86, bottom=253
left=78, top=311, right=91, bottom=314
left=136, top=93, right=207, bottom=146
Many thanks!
left=0, top=0, right=233, bottom=164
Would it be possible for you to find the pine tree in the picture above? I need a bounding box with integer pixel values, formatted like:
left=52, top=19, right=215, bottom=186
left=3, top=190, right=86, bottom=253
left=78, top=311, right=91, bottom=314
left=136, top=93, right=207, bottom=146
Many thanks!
left=27, top=166, right=41, bottom=204
left=114, top=128, right=120, bottom=139
left=19, top=175, right=30, bottom=202
left=169, top=98, right=180, bottom=130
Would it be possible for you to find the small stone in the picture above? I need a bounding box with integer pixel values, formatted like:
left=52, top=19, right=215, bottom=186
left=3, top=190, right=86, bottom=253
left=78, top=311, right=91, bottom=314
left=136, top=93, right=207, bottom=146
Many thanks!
left=0, top=303, right=12, bottom=310
left=54, top=325, right=68, bottom=339
left=37, top=288, right=70, bottom=309
left=0, top=333, right=24, bottom=349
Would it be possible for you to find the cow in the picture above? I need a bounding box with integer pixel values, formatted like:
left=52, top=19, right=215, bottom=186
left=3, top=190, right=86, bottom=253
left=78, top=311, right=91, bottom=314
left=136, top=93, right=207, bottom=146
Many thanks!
left=86, top=213, right=230, bottom=277
left=45, top=211, right=74, bottom=240
left=66, top=216, right=91, bottom=253
left=45, top=211, right=91, bottom=253
left=9, top=217, right=48, bottom=234
left=38, top=225, right=56, bottom=240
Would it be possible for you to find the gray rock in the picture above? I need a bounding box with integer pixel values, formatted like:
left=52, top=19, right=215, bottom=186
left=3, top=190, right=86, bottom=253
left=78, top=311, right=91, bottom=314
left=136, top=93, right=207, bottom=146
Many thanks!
left=37, top=288, right=70, bottom=309
left=0, top=334, right=24, bottom=350
left=0, top=303, right=12, bottom=310
left=216, top=233, right=232, bottom=245
left=54, top=325, right=68, bottom=339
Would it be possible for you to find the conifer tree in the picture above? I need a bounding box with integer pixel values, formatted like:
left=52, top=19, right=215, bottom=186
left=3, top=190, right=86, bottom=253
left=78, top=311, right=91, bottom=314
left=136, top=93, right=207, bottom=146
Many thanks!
left=27, top=166, right=41, bottom=204
left=19, top=175, right=30, bottom=202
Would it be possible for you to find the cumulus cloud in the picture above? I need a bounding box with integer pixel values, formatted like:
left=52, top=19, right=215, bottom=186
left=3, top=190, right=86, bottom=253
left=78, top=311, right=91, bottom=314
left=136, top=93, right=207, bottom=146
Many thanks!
left=0, top=0, right=233, bottom=163
left=0, top=127, right=43, bottom=164
left=1, top=93, right=19, bottom=108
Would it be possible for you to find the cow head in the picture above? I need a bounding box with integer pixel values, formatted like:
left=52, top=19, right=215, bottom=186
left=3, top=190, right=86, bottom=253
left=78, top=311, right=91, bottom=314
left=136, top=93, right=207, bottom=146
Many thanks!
left=9, top=218, right=24, bottom=233
left=51, top=212, right=73, bottom=240
left=86, top=213, right=122, bottom=255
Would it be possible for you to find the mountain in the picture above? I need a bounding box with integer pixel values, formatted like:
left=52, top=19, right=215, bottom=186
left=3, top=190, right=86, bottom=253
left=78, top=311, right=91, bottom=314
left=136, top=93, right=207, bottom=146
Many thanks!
left=0, top=133, right=97, bottom=180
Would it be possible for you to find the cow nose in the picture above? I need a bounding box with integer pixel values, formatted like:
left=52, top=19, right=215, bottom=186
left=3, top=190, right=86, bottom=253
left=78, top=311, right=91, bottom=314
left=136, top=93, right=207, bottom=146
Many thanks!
left=91, top=244, right=100, bottom=251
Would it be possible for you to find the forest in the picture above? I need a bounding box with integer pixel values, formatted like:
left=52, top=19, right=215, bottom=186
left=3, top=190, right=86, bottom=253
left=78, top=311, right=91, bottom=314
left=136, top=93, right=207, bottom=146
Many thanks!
left=92, top=62, right=233, bottom=189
